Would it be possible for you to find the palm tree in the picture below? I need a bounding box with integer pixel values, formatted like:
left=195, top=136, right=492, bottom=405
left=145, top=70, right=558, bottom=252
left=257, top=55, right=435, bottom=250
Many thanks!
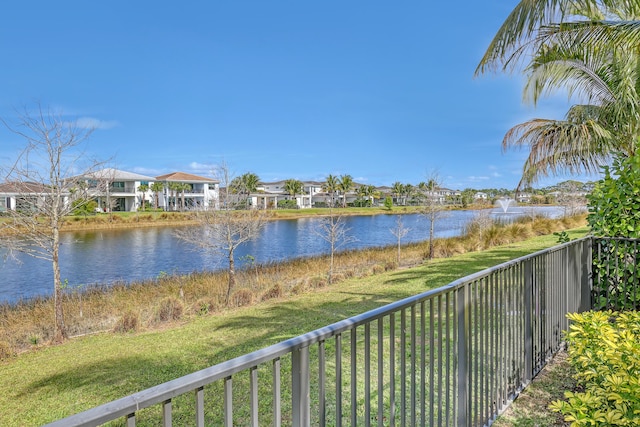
left=178, top=182, right=191, bottom=211
left=284, top=179, right=304, bottom=208
left=168, top=182, right=181, bottom=211
left=323, top=174, right=339, bottom=207
left=137, top=183, right=149, bottom=211
left=231, top=172, right=260, bottom=196
left=403, top=183, right=414, bottom=206
left=392, top=181, right=404, bottom=206
left=150, top=181, right=164, bottom=210
left=476, top=0, right=640, bottom=189
left=338, top=174, right=354, bottom=208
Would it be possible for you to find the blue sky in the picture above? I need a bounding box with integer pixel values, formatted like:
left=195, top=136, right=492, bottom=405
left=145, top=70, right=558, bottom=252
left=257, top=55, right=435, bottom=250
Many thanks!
left=0, top=1, right=599, bottom=190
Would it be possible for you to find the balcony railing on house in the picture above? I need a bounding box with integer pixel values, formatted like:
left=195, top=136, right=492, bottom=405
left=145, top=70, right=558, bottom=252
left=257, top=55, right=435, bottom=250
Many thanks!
left=46, top=238, right=594, bottom=427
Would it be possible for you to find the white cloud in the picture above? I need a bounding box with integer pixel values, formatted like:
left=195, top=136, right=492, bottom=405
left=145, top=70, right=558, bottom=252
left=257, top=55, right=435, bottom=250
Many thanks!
left=467, top=175, right=490, bottom=182
left=75, top=117, right=119, bottom=130
left=188, top=162, right=217, bottom=175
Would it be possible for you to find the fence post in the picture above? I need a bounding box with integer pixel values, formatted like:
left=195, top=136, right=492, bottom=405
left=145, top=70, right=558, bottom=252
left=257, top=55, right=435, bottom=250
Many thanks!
left=457, top=283, right=469, bottom=427
left=523, top=258, right=533, bottom=384
left=580, top=238, right=593, bottom=312
left=292, top=346, right=310, bottom=427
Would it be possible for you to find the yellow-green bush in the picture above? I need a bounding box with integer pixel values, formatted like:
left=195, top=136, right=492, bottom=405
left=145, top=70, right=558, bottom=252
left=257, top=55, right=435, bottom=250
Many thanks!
left=550, top=310, right=640, bottom=426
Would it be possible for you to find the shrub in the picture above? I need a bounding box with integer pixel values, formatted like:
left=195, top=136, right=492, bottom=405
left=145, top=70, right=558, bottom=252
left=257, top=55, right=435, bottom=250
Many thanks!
left=277, top=199, right=298, bottom=209
left=261, top=284, right=283, bottom=301
left=0, top=341, right=13, bottom=360
left=384, top=261, right=398, bottom=271
left=308, top=276, right=327, bottom=289
left=113, top=310, right=139, bottom=333
left=588, top=154, right=640, bottom=238
left=230, top=289, right=255, bottom=307
left=372, top=264, right=386, bottom=274
left=154, top=297, right=184, bottom=323
left=550, top=311, right=640, bottom=425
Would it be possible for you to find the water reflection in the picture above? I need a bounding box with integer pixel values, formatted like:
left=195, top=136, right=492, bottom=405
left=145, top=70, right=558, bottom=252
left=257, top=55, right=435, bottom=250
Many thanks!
left=0, top=207, right=563, bottom=303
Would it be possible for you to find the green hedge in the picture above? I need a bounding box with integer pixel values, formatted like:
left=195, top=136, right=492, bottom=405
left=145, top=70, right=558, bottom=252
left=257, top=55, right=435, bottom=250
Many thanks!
left=550, top=310, right=640, bottom=426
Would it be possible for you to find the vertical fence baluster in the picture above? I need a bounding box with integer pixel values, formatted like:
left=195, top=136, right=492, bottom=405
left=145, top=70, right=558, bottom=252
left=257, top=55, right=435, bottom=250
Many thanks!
left=420, top=301, right=426, bottom=427
left=389, top=313, right=396, bottom=427
left=162, top=400, right=171, bottom=427
left=377, top=317, right=384, bottom=427
left=401, top=309, right=407, bottom=427
left=224, top=376, right=233, bottom=427
left=335, top=334, right=342, bottom=427
left=436, top=295, right=443, bottom=427
left=292, top=346, right=310, bottom=427
left=457, top=283, right=469, bottom=427
left=365, top=323, right=371, bottom=427
left=429, top=298, right=435, bottom=427
left=126, top=413, right=135, bottom=427
left=319, top=341, right=326, bottom=427
left=195, top=387, right=204, bottom=427
left=445, top=292, right=451, bottom=427
left=351, top=328, right=358, bottom=427
left=250, top=366, right=258, bottom=427
left=273, top=358, right=281, bottom=427
left=411, top=305, right=417, bottom=426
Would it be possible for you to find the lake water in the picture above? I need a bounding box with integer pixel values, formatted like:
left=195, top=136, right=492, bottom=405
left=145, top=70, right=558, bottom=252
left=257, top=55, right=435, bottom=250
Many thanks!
left=0, top=206, right=563, bottom=303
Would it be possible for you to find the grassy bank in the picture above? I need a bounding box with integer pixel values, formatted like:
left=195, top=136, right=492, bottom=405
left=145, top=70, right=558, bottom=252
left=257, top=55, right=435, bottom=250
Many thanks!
left=0, top=220, right=588, bottom=425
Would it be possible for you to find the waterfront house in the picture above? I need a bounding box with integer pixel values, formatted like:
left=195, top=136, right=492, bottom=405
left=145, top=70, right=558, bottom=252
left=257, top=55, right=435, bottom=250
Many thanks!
left=80, top=168, right=156, bottom=212
left=0, top=181, right=61, bottom=212
left=154, top=172, right=219, bottom=211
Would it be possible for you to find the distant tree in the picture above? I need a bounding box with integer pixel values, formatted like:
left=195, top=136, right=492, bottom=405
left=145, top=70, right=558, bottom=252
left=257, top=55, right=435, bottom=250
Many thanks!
left=390, top=215, right=410, bottom=265
left=384, top=196, right=393, bottom=211
left=460, top=188, right=476, bottom=208
left=0, top=105, right=101, bottom=342
left=150, top=181, right=164, bottom=210
left=338, top=174, right=354, bottom=208
left=230, top=172, right=260, bottom=196
left=403, top=183, right=414, bottom=205
left=137, top=183, right=149, bottom=211
left=313, top=208, right=357, bottom=284
left=178, top=182, right=191, bottom=211
left=392, top=181, right=404, bottom=206
left=323, top=174, right=339, bottom=207
left=418, top=174, right=447, bottom=260
left=168, top=182, right=181, bottom=211
left=174, top=163, right=268, bottom=305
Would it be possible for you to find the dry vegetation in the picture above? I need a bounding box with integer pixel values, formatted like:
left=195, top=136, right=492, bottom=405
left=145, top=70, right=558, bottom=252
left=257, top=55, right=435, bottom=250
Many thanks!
left=0, top=213, right=586, bottom=357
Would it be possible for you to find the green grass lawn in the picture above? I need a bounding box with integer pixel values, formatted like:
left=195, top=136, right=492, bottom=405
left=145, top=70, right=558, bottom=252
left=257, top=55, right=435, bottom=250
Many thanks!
left=0, top=228, right=588, bottom=426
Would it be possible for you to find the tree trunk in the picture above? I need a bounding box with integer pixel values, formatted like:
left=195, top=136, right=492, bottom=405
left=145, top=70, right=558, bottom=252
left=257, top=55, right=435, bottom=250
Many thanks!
left=226, top=249, right=236, bottom=305
left=429, top=219, right=435, bottom=260
left=52, top=225, right=66, bottom=343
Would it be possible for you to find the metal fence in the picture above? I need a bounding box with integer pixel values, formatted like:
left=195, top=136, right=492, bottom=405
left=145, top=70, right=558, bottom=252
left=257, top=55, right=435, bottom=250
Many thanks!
left=46, top=238, right=593, bottom=427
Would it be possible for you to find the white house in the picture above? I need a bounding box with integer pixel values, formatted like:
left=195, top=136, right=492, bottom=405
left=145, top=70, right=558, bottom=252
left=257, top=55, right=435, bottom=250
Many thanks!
left=81, top=168, right=156, bottom=212
left=154, top=172, right=219, bottom=211
left=250, top=180, right=314, bottom=209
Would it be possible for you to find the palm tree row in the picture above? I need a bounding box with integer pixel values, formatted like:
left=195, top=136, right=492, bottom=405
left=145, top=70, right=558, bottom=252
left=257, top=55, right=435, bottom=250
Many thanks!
left=477, top=0, right=640, bottom=190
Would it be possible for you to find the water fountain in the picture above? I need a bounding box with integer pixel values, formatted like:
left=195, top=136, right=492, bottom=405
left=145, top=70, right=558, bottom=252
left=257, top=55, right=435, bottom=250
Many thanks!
left=496, top=198, right=515, bottom=213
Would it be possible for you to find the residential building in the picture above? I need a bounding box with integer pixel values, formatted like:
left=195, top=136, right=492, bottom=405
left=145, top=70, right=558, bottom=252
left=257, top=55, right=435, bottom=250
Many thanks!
left=81, top=168, right=156, bottom=212
left=154, top=172, right=219, bottom=211
left=0, top=182, right=60, bottom=212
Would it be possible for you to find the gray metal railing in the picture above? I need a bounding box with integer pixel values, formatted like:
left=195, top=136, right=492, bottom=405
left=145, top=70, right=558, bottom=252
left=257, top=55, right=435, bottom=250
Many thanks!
left=45, top=237, right=593, bottom=427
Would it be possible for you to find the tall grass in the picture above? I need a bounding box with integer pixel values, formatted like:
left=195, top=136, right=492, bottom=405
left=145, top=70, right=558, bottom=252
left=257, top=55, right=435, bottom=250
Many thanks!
left=0, top=213, right=587, bottom=356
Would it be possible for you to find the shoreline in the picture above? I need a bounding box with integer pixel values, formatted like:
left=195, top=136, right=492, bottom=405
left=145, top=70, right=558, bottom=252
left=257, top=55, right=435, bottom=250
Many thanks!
left=57, top=203, right=534, bottom=232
